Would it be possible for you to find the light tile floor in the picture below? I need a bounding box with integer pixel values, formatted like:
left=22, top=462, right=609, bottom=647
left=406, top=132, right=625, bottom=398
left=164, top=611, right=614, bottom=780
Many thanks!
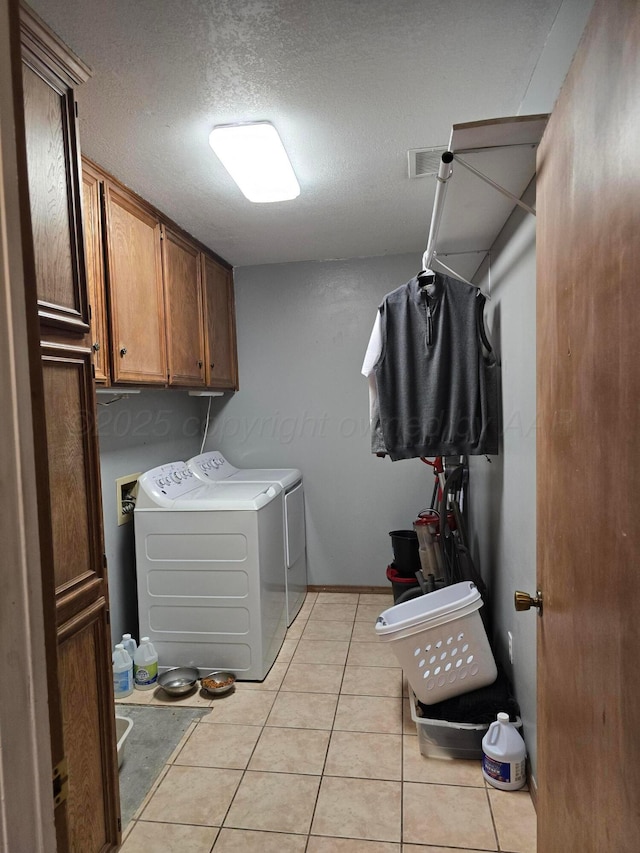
left=118, top=591, right=537, bottom=852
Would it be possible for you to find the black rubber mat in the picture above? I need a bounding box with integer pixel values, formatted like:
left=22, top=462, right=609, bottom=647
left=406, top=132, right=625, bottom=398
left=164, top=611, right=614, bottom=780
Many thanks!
left=116, top=704, right=211, bottom=828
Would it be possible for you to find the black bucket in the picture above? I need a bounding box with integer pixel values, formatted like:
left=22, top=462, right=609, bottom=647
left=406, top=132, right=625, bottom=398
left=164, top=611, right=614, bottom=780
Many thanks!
left=389, top=529, right=421, bottom=577
left=386, top=564, right=420, bottom=603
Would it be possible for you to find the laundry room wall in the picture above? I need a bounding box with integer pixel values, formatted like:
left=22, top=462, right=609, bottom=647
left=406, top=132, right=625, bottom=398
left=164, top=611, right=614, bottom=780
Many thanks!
left=467, top=183, right=538, bottom=780
left=204, top=253, right=436, bottom=589
left=97, top=391, right=206, bottom=645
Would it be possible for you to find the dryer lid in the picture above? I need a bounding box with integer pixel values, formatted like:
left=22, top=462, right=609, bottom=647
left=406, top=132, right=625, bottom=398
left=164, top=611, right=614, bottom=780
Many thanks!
left=189, top=451, right=301, bottom=489
left=221, top=467, right=301, bottom=489
left=172, top=481, right=282, bottom=510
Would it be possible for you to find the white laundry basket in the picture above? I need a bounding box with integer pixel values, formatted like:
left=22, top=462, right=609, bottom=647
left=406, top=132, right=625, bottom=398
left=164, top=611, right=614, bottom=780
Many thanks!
left=375, top=581, right=497, bottom=704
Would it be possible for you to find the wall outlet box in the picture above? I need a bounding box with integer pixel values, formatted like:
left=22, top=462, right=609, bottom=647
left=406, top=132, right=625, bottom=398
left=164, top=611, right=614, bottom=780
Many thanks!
left=116, top=473, right=141, bottom=526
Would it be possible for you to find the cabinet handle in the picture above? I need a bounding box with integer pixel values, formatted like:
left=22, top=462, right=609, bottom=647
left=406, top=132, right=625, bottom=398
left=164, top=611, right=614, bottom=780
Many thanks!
left=210, top=362, right=215, bottom=369
left=120, top=347, right=127, bottom=357
left=197, top=360, right=203, bottom=368
left=92, top=341, right=100, bottom=352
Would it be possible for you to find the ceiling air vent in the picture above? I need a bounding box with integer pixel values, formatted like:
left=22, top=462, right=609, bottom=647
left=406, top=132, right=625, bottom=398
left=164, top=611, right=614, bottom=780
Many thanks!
left=408, top=146, right=448, bottom=179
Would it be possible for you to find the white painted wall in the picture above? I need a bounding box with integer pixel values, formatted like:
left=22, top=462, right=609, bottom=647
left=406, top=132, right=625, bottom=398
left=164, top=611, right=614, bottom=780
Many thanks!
left=468, top=184, right=538, bottom=780
left=204, top=254, right=436, bottom=587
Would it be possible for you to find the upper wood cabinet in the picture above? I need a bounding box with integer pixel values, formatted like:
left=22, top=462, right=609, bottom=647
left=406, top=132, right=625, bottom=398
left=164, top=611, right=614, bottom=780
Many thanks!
left=202, top=254, right=239, bottom=390
left=80, top=157, right=238, bottom=390
left=161, top=225, right=206, bottom=387
left=81, top=161, right=109, bottom=382
left=21, top=6, right=90, bottom=334
left=103, top=182, right=167, bottom=384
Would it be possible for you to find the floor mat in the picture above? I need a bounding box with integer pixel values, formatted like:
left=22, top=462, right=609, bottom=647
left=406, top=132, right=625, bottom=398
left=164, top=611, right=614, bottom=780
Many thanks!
left=116, top=704, right=210, bottom=828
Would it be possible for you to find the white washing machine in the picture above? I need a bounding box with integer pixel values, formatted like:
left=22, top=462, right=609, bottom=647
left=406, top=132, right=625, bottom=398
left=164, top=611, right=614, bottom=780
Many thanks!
left=188, top=451, right=307, bottom=625
left=134, top=461, right=286, bottom=681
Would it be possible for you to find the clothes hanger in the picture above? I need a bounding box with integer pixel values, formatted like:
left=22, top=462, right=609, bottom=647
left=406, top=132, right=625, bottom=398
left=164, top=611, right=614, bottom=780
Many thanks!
left=417, top=249, right=436, bottom=288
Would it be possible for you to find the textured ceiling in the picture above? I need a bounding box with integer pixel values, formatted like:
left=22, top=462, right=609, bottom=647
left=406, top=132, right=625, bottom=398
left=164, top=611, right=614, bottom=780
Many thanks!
left=29, top=0, right=567, bottom=267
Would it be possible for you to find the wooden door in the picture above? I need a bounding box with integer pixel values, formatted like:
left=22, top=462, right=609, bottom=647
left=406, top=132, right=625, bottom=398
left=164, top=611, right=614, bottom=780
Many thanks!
left=81, top=158, right=109, bottom=383
left=19, top=4, right=120, bottom=850
left=104, top=181, right=166, bottom=384
left=162, top=225, right=205, bottom=386
left=536, top=0, right=640, bottom=849
left=202, top=253, right=239, bottom=389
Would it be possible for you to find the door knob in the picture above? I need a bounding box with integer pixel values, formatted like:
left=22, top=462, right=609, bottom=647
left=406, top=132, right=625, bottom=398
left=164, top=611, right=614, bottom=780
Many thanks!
left=514, top=590, right=543, bottom=615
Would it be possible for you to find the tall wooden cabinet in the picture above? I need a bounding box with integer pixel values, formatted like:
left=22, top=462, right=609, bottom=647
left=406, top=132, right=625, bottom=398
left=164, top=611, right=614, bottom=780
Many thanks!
left=20, top=5, right=120, bottom=851
left=21, top=20, right=88, bottom=333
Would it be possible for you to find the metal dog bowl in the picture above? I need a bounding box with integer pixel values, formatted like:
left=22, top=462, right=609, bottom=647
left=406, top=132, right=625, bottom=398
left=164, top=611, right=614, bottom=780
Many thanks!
left=157, top=666, right=199, bottom=696
left=200, top=671, right=236, bottom=696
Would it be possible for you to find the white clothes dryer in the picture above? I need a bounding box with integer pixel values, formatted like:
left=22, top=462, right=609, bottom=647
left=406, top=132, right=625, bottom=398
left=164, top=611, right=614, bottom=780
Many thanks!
left=134, top=461, right=286, bottom=681
left=188, top=451, right=307, bottom=625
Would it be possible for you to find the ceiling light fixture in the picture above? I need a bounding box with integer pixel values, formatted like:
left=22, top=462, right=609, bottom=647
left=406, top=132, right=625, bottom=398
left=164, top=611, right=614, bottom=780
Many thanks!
left=208, top=121, right=300, bottom=203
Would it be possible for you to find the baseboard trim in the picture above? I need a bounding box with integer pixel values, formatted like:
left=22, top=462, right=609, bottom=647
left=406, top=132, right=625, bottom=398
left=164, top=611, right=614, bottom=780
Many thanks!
left=307, top=585, right=390, bottom=595
left=527, top=766, right=538, bottom=811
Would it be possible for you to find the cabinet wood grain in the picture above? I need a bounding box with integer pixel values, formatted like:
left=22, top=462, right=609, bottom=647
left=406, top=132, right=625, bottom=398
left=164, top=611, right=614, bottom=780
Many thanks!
left=202, top=253, right=238, bottom=390
left=81, top=160, right=109, bottom=382
left=58, top=603, right=118, bottom=853
left=162, top=225, right=205, bottom=386
left=104, top=182, right=167, bottom=384
left=20, top=15, right=89, bottom=334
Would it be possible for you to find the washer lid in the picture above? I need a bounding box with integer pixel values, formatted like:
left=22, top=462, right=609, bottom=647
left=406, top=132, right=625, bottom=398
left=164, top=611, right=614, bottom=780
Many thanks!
left=136, top=461, right=282, bottom=510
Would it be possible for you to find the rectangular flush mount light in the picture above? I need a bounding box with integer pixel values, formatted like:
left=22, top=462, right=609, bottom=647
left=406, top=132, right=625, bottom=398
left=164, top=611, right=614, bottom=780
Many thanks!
left=209, top=121, right=300, bottom=203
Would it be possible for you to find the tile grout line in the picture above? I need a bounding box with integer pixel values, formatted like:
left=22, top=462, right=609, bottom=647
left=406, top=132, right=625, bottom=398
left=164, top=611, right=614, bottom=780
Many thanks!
left=126, top=589, right=527, bottom=851
left=121, top=592, right=409, bottom=849
left=212, top=611, right=304, bottom=839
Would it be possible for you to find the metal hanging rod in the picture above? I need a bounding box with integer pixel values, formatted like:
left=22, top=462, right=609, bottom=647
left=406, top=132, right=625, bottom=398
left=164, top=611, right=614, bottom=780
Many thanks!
left=421, top=151, right=454, bottom=271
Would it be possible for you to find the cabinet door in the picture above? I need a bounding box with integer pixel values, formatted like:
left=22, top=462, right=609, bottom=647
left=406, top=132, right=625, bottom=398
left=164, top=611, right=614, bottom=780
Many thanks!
left=20, top=7, right=120, bottom=850
left=81, top=159, right=109, bottom=383
left=21, top=15, right=89, bottom=334
left=202, top=254, right=239, bottom=389
left=41, top=344, right=119, bottom=851
left=104, top=183, right=166, bottom=384
left=162, top=226, right=205, bottom=386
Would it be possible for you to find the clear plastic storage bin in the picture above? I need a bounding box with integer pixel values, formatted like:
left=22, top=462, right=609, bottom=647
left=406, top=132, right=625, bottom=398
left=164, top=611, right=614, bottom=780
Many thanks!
left=375, top=581, right=497, bottom=704
left=409, top=690, right=522, bottom=760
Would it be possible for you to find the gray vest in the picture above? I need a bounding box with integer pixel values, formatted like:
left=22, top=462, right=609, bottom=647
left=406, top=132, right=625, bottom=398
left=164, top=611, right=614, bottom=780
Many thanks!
left=373, top=274, right=499, bottom=460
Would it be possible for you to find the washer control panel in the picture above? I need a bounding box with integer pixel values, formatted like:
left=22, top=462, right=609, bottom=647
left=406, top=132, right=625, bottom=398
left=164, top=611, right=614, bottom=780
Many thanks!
left=139, top=461, right=197, bottom=501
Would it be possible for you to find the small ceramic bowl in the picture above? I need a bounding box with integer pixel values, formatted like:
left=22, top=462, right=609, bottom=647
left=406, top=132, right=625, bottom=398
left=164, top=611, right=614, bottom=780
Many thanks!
left=200, top=671, right=236, bottom=696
